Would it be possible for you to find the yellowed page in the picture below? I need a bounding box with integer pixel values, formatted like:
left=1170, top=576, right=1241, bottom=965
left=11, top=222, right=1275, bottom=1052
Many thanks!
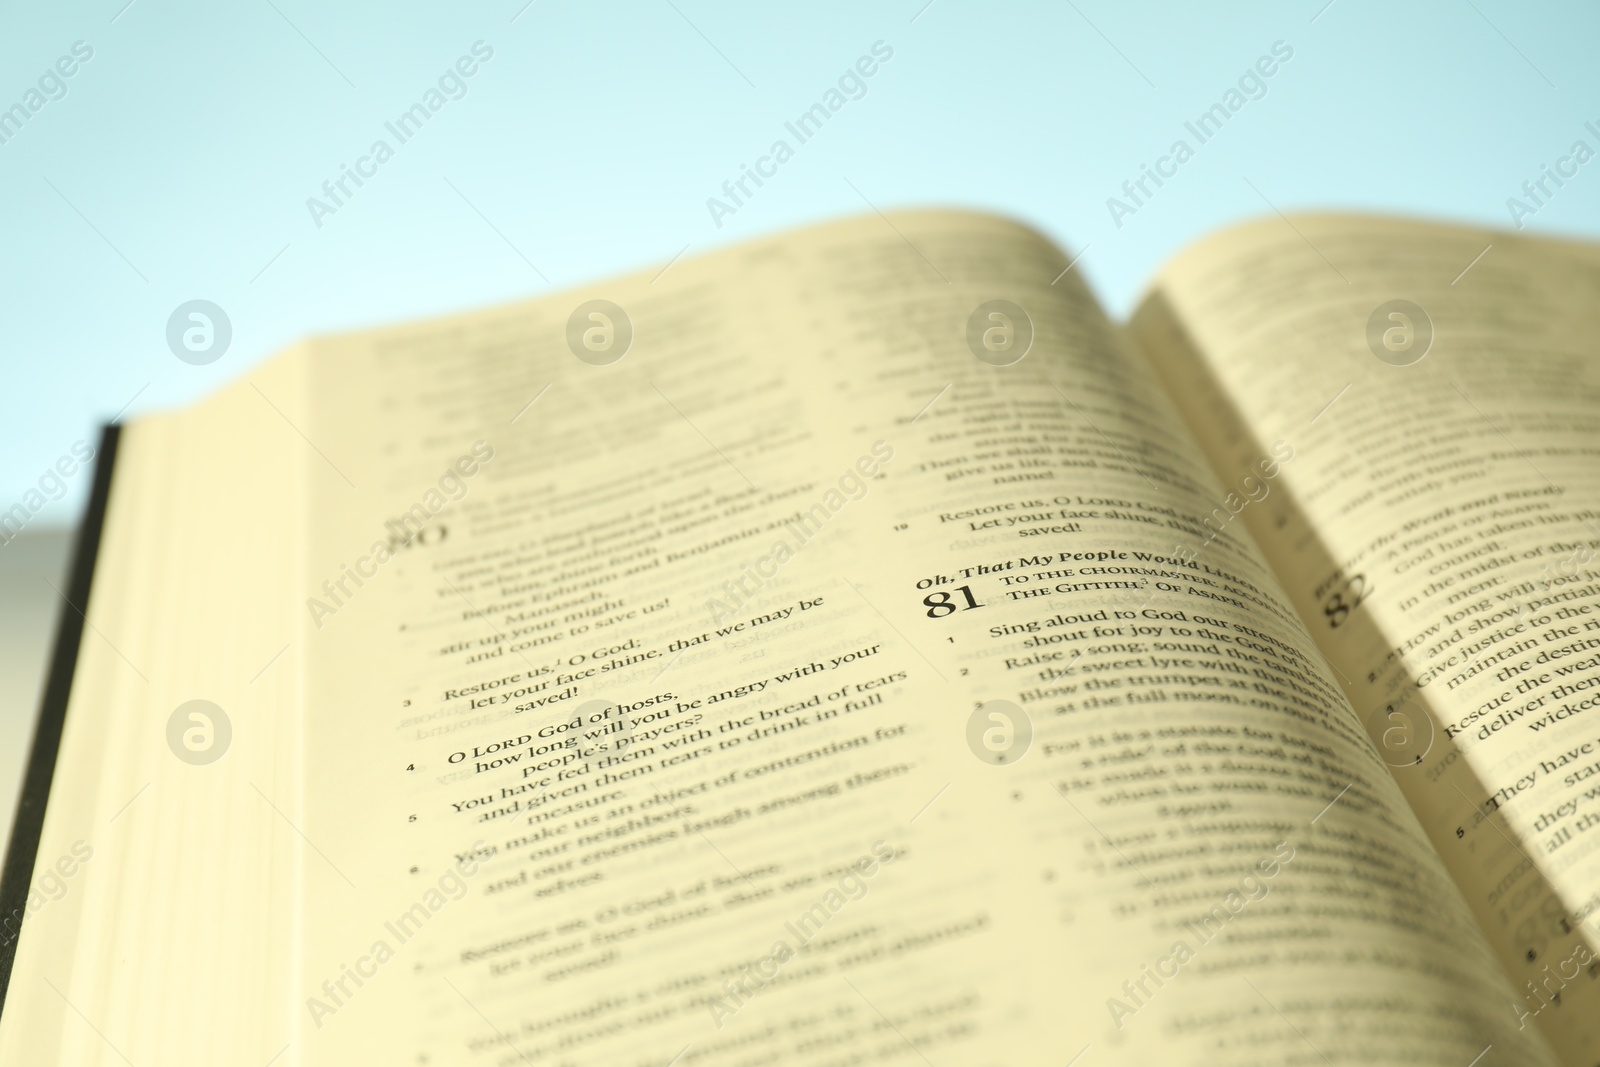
left=0, top=354, right=310, bottom=1066
left=288, top=211, right=1553, bottom=1065
left=1134, top=213, right=1600, bottom=1064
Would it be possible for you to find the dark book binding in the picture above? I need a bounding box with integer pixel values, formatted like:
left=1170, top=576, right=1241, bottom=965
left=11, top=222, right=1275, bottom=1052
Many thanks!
left=0, top=423, right=121, bottom=1014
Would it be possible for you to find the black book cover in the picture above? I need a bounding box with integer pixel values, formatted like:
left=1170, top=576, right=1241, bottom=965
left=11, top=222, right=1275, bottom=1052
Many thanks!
left=0, top=423, right=121, bottom=1015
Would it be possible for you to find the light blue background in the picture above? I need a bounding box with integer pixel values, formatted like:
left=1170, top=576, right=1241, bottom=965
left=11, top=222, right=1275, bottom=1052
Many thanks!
left=2, top=0, right=1597, bottom=525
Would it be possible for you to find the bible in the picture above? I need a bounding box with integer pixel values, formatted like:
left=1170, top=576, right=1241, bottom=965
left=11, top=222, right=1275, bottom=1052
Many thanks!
left=3, top=208, right=1599, bottom=1065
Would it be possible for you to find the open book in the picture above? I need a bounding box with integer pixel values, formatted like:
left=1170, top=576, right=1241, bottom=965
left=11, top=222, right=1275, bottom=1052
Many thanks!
left=2, top=208, right=1598, bottom=1066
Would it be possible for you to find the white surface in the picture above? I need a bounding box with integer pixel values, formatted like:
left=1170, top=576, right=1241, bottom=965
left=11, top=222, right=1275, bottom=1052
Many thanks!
left=0, top=528, right=73, bottom=861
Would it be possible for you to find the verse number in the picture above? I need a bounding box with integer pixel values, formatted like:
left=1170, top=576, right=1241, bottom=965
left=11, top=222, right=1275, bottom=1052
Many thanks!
left=924, top=585, right=982, bottom=618
left=1506, top=894, right=1574, bottom=961
left=1322, top=574, right=1370, bottom=628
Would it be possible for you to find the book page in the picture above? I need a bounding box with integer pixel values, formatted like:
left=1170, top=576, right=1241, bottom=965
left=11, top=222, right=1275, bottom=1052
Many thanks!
left=285, top=211, right=1554, bottom=1065
left=0, top=356, right=311, bottom=1067
left=1133, top=214, right=1600, bottom=1064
